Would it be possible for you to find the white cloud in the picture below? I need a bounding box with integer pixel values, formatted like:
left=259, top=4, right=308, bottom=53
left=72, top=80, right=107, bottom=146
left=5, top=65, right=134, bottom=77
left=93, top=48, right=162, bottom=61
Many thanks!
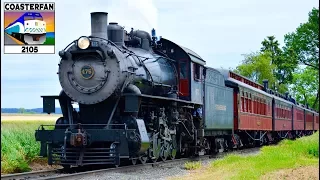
left=1, top=0, right=318, bottom=108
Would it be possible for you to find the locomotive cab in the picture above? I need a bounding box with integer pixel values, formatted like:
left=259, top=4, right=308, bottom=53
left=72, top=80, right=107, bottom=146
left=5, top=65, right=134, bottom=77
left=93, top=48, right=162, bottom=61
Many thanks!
left=155, top=38, right=206, bottom=103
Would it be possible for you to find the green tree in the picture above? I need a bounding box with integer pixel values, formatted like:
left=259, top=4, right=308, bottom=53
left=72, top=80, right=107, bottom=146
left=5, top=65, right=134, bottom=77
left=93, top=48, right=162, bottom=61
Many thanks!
left=261, top=36, right=282, bottom=63
left=18, top=108, right=26, bottom=114
left=235, top=52, right=276, bottom=87
left=284, top=7, right=319, bottom=70
left=290, top=67, right=319, bottom=110
left=261, top=36, right=296, bottom=87
left=235, top=51, right=288, bottom=93
left=234, top=7, right=318, bottom=109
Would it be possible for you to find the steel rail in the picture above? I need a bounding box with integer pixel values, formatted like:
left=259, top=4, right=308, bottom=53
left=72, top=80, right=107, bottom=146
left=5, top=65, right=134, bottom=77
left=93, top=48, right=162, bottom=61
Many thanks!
left=1, top=168, right=63, bottom=180
left=1, top=147, right=260, bottom=180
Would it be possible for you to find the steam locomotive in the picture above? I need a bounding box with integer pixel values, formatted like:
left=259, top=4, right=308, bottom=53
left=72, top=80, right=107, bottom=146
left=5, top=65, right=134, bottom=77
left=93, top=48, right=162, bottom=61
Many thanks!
left=35, top=12, right=319, bottom=168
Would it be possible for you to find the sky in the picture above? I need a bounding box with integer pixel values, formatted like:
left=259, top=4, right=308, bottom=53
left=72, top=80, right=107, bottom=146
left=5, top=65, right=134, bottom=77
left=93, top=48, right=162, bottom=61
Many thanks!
left=1, top=0, right=318, bottom=108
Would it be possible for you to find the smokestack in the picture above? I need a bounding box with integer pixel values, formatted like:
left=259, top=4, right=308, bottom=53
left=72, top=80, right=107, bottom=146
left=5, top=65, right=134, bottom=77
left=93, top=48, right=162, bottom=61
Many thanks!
left=91, top=12, right=108, bottom=39
left=262, top=80, right=269, bottom=90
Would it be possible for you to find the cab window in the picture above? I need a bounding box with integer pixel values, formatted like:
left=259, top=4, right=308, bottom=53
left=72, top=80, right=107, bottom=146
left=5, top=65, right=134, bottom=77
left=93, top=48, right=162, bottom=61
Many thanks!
left=194, top=63, right=201, bottom=80
left=179, top=61, right=187, bottom=79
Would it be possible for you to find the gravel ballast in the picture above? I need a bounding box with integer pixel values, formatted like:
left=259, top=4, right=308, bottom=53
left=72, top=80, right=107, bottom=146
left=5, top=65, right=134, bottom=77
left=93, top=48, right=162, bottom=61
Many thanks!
left=74, top=148, right=260, bottom=180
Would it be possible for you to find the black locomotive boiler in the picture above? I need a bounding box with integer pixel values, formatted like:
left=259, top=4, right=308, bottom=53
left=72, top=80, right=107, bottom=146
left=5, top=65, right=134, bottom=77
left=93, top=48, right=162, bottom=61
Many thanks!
left=35, top=12, right=318, bottom=168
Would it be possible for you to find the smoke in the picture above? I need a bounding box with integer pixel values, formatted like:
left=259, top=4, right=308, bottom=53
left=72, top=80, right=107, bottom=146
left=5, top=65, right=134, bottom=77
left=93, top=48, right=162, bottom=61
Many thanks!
left=86, top=0, right=158, bottom=32
left=127, top=0, right=158, bottom=30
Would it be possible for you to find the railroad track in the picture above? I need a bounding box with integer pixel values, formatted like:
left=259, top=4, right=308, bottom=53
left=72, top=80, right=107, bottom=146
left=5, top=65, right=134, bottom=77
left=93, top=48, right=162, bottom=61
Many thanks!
left=1, top=169, right=63, bottom=180
left=1, top=147, right=260, bottom=180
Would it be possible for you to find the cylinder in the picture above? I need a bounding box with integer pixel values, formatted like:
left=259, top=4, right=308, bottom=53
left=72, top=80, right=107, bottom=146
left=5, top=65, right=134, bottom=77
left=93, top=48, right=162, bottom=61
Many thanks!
left=91, top=12, right=108, bottom=39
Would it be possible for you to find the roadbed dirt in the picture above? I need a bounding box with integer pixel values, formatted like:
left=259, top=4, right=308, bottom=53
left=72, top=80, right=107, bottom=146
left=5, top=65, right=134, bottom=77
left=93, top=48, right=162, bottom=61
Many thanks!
left=261, top=165, right=319, bottom=180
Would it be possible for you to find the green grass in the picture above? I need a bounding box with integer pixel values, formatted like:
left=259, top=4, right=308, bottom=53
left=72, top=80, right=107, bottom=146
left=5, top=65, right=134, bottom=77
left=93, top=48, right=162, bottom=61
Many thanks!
left=184, top=161, right=202, bottom=170
left=1, top=120, right=55, bottom=174
left=209, top=132, right=319, bottom=180
left=174, top=132, right=319, bottom=180
left=43, top=37, right=55, bottom=45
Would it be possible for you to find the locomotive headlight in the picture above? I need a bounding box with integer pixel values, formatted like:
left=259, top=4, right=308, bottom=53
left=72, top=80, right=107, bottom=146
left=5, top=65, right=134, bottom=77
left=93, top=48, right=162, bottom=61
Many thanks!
left=77, top=37, right=90, bottom=49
